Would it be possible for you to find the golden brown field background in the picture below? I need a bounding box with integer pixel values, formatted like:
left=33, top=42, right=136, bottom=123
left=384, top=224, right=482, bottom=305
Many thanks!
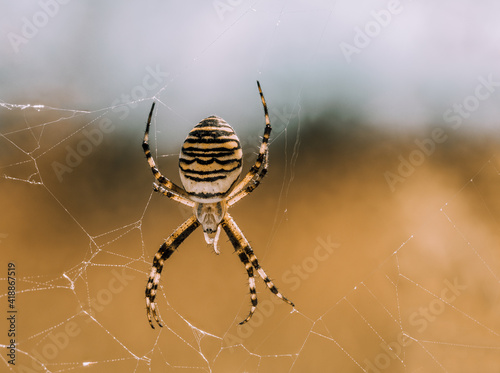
left=1, top=104, right=500, bottom=372
left=2, top=2, right=500, bottom=372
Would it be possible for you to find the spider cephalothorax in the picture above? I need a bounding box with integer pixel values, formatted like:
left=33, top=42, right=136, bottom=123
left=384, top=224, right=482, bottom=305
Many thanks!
left=143, top=81, right=294, bottom=328
left=194, top=201, right=227, bottom=252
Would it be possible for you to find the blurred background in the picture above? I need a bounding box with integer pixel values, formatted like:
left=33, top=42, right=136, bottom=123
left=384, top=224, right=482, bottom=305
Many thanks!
left=1, top=1, right=500, bottom=372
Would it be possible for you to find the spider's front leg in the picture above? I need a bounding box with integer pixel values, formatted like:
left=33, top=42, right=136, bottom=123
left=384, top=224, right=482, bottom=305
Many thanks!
left=142, top=102, right=193, bottom=205
left=227, top=81, right=271, bottom=205
left=145, top=215, right=200, bottom=328
left=221, top=213, right=294, bottom=324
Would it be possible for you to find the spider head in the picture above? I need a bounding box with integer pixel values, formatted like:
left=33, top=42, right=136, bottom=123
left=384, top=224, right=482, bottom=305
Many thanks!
left=194, top=201, right=227, bottom=233
left=194, top=201, right=227, bottom=253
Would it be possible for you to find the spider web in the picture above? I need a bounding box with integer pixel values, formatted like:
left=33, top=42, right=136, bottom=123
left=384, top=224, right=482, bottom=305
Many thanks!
left=2, top=1, right=500, bottom=372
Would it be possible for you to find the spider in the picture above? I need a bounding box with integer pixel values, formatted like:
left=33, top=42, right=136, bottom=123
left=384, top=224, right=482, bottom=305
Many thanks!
left=143, top=81, right=294, bottom=328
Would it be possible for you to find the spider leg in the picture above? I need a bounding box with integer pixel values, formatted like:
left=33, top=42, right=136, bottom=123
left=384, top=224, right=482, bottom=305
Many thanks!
left=154, top=183, right=195, bottom=208
left=227, top=81, right=271, bottom=202
left=143, top=102, right=193, bottom=206
left=221, top=212, right=294, bottom=324
left=145, top=215, right=200, bottom=328
left=236, top=249, right=258, bottom=324
left=228, top=149, right=268, bottom=207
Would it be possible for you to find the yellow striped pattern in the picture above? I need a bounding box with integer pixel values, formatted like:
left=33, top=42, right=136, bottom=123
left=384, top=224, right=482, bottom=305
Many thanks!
left=179, top=116, right=242, bottom=202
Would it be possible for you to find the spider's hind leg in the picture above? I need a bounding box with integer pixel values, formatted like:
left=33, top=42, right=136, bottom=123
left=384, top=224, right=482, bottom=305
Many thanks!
left=221, top=213, right=294, bottom=325
left=236, top=250, right=258, bottom=324
left=243, top=245, right=295, bottom=308
left=145, top=215, right=200, bottom=328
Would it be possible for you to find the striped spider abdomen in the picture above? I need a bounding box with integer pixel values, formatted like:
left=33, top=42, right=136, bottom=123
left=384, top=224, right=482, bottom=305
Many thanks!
left=179, top=116, right=243, bottom=203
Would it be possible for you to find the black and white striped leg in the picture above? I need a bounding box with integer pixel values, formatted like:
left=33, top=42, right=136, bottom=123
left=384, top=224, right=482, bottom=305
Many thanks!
left=221, top=213, right=294, bottom=324
left=153, top=183, right=195, bottom=208
left=145, top=215, right=200, bottom=328
left=236, top=250, right=258, bottom=324
left=228, top=149, right=268, bottom=207
left=143, top=102, right=193, bottom=205
left=227, top=81, right=272, bottom=200
left=243, top=244, right=294, bottom=307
